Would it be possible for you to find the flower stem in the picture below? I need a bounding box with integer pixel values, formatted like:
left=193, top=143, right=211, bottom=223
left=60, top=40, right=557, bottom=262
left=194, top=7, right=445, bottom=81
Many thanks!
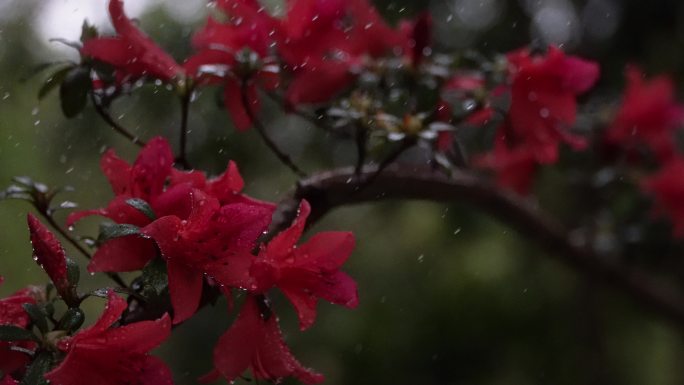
left=241, top=80, right=307, bottom=178
left=90, top=93, right=146, bottom=147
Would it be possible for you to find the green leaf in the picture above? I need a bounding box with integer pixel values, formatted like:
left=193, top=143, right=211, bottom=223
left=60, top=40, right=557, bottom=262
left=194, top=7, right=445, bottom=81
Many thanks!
left=0, top=325, right=39, bottom=342
left=66, top=258, right=80, bottom=287
left=58, top=308, right=85, bottom=332
left=38, top=65, right=74, bottom=100
left=80, top=20, right=99, bottom=43
left=141, top=258, right=168, bottom=297
left=97, top=223, right=141, bottom=244
left=22, top=304, right=48, bottom=335
left=20, top=61, right=75, bottom=82
left=125, top=198, right=157, bottom=220
left=20, top=351, right=52, bottom=385
left=59, top=66, right=91, bottom=118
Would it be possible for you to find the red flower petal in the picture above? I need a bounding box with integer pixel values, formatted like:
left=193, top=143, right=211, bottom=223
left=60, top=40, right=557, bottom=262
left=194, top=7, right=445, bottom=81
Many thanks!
left=100, top=148, right=132, bottom=195
left=265, top=200, right=311, bottom=259
left=130, top=137, right=174, bottom=200
left=107, top=0, right=183, bottom=81
left=167, top=259, right=204, bottom=324
left=223, top=80, right=257, bottom=131
left=88, top=236, right=157, bottom=273
left=211, top=297, right=324, bottom=384
left=27, top=214, right=69, bottom=293
left=296, top=231, right=355, bottom=271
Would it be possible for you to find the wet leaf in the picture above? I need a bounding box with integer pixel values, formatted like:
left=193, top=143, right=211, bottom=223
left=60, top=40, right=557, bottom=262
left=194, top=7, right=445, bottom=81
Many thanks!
left=20, top=351, right=52, bottom=385
left=141, top=258, right=168, bottom=297
left=38, top=65, right=75, bottom=100
left=0, top=325, right=39, bottom=342
left=125, top=198, right=157, bottom=220
left=66, top=258, right=80, bottom=287
left=80, top=20, right=99, bottom=43
left=22, top=304, right=48, bottom=335
left=59, top=66, right=91, bottom=118
left=97, top=223, right=141, bottom=243
left=58, top=308, right=85, bottom=332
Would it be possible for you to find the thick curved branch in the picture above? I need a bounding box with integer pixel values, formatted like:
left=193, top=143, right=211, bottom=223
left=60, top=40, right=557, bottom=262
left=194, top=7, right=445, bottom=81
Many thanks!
left=269, top=164, right=684, bottom=327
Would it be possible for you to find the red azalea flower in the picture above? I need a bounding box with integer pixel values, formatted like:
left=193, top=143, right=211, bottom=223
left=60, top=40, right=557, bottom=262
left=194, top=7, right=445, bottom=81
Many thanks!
left=643, top=157, right=684, bottom=237
left=26, top=214, right=71, bottom=300
left=279, top=0, right=405, bottom=105
left=184, top=0, right=280, bottom=131
left=502, top=46, right=599, bottom=163
left=45, top=290, right=173, bottom=385
left=142, top=189, right=274, bottom=323
left=398, top=11, right=433, bottom=66
left=0, top=283, right=38, bottom=379
left=0, top=376, right=17, bottom=385
left=606, top=66, right=684, bottom=162
left=249, top=200, right=358, bottom=330
left=201, top=296, right=323, bottom=385
left=66, top=137, right=174, bottom=273
left=81, top=0, right=184, bottom=83
left=476, top=133, right=539, bottom=195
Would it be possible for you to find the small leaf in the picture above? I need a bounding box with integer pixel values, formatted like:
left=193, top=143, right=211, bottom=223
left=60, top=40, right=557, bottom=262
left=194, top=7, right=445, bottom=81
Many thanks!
left=125, top=198, right=157, bottom=220
left=97, top=223, right=141, bottom=243
left=38, top=65, right=75, bottom=100
left=0, top=325, right=39, bottom=342
left=20, top=350, right=52, bottom=385
left=141, top=258, right=168, bottom=297
left=66, top=258, right=80, bottom=287
left=80, top=20, right=99, bottom=43
left=22, top=304, right=48, bottom=335
left=20, top=60, right=75, bottom=82
left=58, top=308, right=85, bottom=332
left=59, top=66, right=91, bottom=118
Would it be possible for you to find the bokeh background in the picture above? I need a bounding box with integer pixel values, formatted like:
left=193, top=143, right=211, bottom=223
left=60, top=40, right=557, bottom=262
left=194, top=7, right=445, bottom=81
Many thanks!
left=2, top=0, right=684, bottom=384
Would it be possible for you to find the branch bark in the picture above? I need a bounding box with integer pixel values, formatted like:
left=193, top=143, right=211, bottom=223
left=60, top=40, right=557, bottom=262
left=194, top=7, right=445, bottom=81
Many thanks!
left=269, top=164, right=684, bottom=327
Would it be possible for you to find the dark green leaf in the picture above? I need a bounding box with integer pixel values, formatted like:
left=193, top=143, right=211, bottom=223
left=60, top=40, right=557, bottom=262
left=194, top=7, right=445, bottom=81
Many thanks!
left=20, top=61, right=75, bottom=82
left=80, top=20, right=98, bottom=42
left=22, top=304, right=48, bottom=335
left=66, top=258, right=80, bottom=287
left=0, top=325, right=38, bottom=342
left=58, top=308, right=85, bottom=332
left=97, top=223, right=141, bottom=243
left=59, top=66, right=91, bottom=118
left=125, top=198, right=157, bottom=220
left=38, top=65, right=74, bottom=100
left=20, top=351, right=53, bottom=385
left=141, top=258, right=168, bottom=297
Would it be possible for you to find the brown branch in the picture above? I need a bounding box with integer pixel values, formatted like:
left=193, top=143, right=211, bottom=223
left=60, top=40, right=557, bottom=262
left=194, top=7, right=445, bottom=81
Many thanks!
left=270, top=164, right=684, bottom=327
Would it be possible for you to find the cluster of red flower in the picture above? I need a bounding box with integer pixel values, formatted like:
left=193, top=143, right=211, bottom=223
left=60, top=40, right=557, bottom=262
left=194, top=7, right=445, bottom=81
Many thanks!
left=1, top=137, right=357, bottom=385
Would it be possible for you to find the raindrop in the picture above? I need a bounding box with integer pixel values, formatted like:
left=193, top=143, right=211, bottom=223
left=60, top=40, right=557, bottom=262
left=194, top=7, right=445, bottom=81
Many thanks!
left=453, top=227, right=462, bottom=235
left=2, top=92, right=9, bottom=100
left=31, top=107, right=39, bottom=116
left=417, top=254, right=424, bottom=263
left=539, top=108, right=550, bottom=118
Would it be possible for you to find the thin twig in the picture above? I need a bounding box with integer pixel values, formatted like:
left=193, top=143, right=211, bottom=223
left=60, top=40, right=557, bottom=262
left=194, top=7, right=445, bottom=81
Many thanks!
left=240, top=80, right=307, bottom=177
left=90, top=93, right=146, bottom=147
left=176, top=92, right=191, bottom=169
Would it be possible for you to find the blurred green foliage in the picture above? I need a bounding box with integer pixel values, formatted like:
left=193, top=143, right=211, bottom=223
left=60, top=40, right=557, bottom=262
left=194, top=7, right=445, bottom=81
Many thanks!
left=2, top=1, right=684, bottom=384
